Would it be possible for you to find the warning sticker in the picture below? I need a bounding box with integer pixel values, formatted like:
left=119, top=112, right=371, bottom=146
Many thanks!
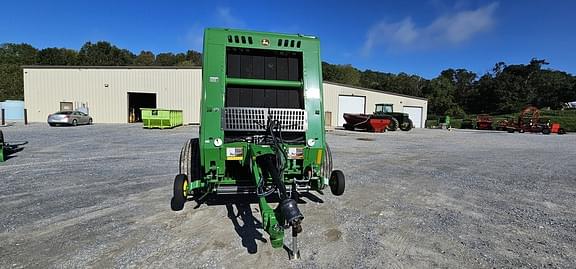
left=226, top=147, right=243, bottom=160
left=288, top=147, right=304, bottom=159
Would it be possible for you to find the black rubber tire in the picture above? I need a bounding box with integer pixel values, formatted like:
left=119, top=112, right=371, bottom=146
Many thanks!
left=321, top=143, right=333, bottom=181
left=400, top=118, right=413, bottom=131
left=542, top=128, right=551, bottom=135
left=558, top=128, right=566, bottom=135
left=0, top=130, right=4, bottom=144
left=171, top=174, right=188, bottom=211
left=519, top=129, right=525, bottom=133
left=72, top=119, right=77, bottom=126
left=507, top=128, right=515, bottom=133
left=343, top=123, right=354, bottom=131
left=329, top=170, right=345, bottom=196
left=179, top=138, right=202, bottom=181
left=88, top=118, right=93, bottom=125
left=387, top=117, right=399, bottom=131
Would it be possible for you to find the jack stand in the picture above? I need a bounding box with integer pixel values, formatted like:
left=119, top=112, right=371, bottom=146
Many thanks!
left=289, top=225, right=301, bottom=260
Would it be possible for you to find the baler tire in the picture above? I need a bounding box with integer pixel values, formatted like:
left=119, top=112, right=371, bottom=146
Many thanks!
left=171, top=174, right=188, bottom=211
left=329, top=170, right=345, bottom=196
left=179, top=139, right=191, bottom=176
left=400, top=119, right=413, bottom=131
left=189, top=138, right=203, bottom=196
left=387, top=117, right=399, bottom=131
left=322, top=143, right=333, bottom=180
left=180, top=138, right=203, bottom=196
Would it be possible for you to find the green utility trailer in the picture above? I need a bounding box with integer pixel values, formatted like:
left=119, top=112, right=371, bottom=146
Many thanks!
left=141, top=108, right=183, bottom=129
left=171, top=28, right=345, bottom=259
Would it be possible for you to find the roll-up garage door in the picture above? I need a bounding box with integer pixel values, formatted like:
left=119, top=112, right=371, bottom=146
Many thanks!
left=338, top=95, right=365, bottom=126
left=403, top=106, right=423, bottom=128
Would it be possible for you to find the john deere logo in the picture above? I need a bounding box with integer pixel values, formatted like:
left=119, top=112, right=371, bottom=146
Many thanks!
left=261, top=39, right=270, bottom=46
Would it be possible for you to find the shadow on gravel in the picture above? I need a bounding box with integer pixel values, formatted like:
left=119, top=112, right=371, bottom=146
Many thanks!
left=2, top=142, right=28, bottom=161
left=226, top=203, right=267, bottom=254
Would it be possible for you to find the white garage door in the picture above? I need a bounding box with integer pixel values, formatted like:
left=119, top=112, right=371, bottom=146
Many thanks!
left=338, top=95, right=365, bottom=126
left=403, top=106, right=423, bottom=128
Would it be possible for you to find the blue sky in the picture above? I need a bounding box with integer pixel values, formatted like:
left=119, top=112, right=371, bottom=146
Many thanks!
left=1, top=0, right=575, bottom=78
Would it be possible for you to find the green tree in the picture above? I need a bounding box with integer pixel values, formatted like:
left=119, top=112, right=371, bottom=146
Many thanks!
left=154, top=53, right=179, bottom=66
left=532, top=70, right=575, bottom=109
left=423, top=77, right=459, bottom=116
left=134, top=51, right=155, bottom=65
left=77, top=41, right=134, bottom=65
left=322, top=63, right=361, bottom=86
left=186, top=50, right=202, bottom=65
left=0, top=64, right=24, bottom=100
left=438, top=68, right=477, bottom=112
left=36, top=48, right=78, bottom=65
left=0, top=43, right=38, bottom=101
left=0, top=43, right=38, bottom=64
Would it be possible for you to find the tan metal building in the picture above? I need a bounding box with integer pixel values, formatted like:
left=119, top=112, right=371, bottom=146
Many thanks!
left=323, top=82, right=428, bottom=128
left=23, top=66, right=202, bottom=124
left=23, top=66, right=427, bottom=127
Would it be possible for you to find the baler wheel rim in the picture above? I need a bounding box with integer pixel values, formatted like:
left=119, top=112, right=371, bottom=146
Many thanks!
left=182, top=180, right=188, bottom=197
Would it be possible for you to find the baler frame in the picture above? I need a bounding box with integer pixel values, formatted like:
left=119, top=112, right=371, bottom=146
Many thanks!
left=171, top=28, right=345, bottom=259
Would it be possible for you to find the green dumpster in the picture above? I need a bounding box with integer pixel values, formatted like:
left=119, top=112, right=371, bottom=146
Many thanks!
left=140, top=108, right=183, bottom=129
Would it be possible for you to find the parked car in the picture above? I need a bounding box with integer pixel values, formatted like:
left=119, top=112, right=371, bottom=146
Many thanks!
left=48, top=111, right=92, bottom=126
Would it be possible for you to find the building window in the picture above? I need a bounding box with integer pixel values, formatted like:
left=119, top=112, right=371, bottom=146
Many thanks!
left=375, top=104, right=393, bottom=113
left=60, top=102, right=73, bottom=111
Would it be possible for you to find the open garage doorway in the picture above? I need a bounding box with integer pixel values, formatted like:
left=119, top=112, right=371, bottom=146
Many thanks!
left=128, top=92, right=156, bottom=123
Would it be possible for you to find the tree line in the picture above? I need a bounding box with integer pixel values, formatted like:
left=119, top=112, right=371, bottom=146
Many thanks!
left=323, top=59, right=576, bottom=116
left=2, top=41, right=575, bottom=117
left=0, top=42, right=202, bottom=100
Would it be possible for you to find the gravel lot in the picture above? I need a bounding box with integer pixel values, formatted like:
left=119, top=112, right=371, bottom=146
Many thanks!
left=1, top=123, right=575, bottom=268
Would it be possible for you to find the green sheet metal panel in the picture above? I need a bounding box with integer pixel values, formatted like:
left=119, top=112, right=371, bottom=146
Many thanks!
left=200, top=28, right=326, bottom=175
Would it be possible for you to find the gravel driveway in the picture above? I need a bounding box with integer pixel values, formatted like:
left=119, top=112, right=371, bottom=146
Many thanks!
left=1, top=124, right=575, bottom=268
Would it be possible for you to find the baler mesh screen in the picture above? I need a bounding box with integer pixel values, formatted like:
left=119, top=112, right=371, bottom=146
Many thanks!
left=222, top=107, right=307, bottom=132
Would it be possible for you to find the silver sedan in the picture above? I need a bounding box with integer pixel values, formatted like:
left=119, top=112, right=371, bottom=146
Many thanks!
left=48, top=111, right=93, bottom=126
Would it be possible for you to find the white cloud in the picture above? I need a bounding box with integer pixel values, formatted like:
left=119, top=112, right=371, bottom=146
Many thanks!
left=362, top=2, right=499, bottom=55
left=182, top=7, right=246, bottom=51
left=216, top=7, right=246, bottom=28
left=184, top=25, right=204, bottom=51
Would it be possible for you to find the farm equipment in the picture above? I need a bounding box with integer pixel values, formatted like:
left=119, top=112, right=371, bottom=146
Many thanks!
left=475, top=114, right=493, bottom=130
left=171, top=28, right=345, bottom=259
left=503, top=106, right=566, bottom=134
left=342, top=113, right=391, bottom=132
left=343, top=104, right=413, bottom=132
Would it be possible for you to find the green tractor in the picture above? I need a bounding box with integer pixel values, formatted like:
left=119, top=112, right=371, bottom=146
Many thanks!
left=172, top=28, right=345, bottom=259
left=374, top=104, right=413, bottom=131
